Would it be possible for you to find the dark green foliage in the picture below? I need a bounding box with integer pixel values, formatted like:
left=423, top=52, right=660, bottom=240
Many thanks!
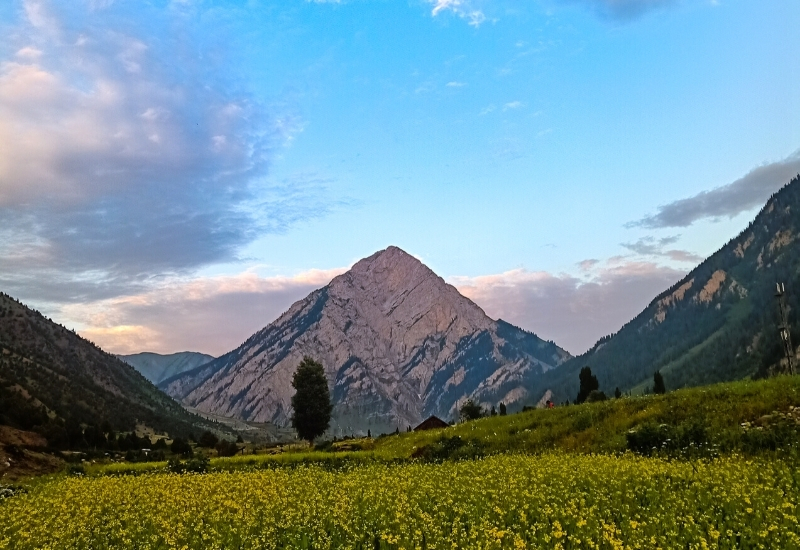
left=215, top=439, right=240, bottom=457
left=170, top=437, right=193, bottom=456
left=576, top=367, right=599, bottom=404
left=125, top=449, right=165, bottom=462
left=490, top=406, right=497, bottom=416
left=499, top=402, right=507, bottom=416
left=290, top=357, right=332, bottom=444
left=585, top=390, right=606, bottom=403
left=167, top=455, right=209, bottom=474
left=413, top=435, right=486, bottom=462
left=0, top=292, right=217, bottom=446
left=653, top=371, right=666, bottom=394
left=626, top=421, right=709, bottom=457
left=67, top=463, right=86, bottom=476
left=459, top=399, right=483, bottom=421
left=614, top=387, right=622, bottom=399
left=198, top=431, right=219, bottom=448
left=0, top=484, right=28, bottom=500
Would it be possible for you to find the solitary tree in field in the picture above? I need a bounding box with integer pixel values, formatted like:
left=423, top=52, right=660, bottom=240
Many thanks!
left=653, top=371, right=666, bottom=394
left=291, top=357, right=333, bottom=444
left=576, top=366, right=600, bottom=404
left=499, top=402, right=507, bottom=416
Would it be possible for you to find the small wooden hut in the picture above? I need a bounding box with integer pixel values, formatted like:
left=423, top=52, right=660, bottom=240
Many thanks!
left=414, top=415, right=449, bottom=431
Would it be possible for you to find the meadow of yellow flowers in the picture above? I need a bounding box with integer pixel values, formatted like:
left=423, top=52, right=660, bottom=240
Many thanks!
left=2, top=452, right=798, bottom=549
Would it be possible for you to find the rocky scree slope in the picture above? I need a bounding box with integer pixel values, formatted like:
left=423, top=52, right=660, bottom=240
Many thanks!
left=161, top=247, right=570, bottom=433
left=533, top=174, right=800, bottom=403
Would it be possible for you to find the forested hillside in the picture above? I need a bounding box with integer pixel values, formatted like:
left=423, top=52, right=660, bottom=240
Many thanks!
left=530, top=174, right=800, bottom=405
left=0, top=292, right=211, bottom=447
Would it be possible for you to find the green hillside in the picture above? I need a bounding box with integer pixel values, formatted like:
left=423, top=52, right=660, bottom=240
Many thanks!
left=82, top=374, right=800, bottom=479
left=0, top=292, right=215, bottom=446
left=529, top=174, right=800, bottom=405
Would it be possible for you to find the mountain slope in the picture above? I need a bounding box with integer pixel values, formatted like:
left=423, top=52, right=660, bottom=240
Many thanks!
left=119, top=352, right=215, bottom=385
left=531, top=174, right=800, bottom=404
left=162, top=246, right=570, bottom=433
left=0, top=292, right=208, bottom=440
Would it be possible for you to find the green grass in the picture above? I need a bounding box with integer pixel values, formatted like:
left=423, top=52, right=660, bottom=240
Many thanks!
left=84, top=374, right=800, bottom=477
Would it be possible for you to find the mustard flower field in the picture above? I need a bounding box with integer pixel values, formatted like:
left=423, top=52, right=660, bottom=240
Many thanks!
left=2, top=453, right=799, bottom=549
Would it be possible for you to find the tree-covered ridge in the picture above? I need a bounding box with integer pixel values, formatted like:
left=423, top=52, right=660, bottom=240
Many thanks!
left=532, top=174, right=800, bottom=404
left=0, top=292, right=211, bottom=445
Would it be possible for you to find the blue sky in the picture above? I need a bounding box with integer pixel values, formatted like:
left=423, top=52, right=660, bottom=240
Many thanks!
left=1, top=0, right=799, bottom=355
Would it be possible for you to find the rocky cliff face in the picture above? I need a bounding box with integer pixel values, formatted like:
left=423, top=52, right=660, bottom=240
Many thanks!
left=161, top=247, right=570, bottom=433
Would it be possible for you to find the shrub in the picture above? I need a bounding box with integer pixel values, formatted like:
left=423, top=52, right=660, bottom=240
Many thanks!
left=413, top=435, right=486, bottom=462
left=167, top=455, right=209, bottom=474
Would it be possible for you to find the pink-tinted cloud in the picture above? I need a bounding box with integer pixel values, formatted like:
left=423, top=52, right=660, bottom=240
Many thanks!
left=452, top=260, right=686, bottom=354
left=64, top=267, right=346, bottom=356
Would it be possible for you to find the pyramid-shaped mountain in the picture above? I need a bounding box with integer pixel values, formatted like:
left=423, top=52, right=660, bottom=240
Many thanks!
left=530, top=174, right=800, bottom=404
left=162, top=246, right=570, bottom=433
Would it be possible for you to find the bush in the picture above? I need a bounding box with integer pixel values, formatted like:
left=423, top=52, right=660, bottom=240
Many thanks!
left=413, top=436, right=486, bottom=462
left=170, top=437, right=193, bottom=457
left=167, top=455, right=209, bottom=474
left=198, top=431, right=219, bottom=449
left=216, top=440, right=240, bottom=457
left=626, top=421, right=709, bottom=457
left=67, top=463, right=86, bottom=476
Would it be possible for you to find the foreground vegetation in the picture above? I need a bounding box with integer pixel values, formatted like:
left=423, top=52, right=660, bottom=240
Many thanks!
left=4, top=375, right=800, bottom=548
left=3, top=453, right=799, bottom=549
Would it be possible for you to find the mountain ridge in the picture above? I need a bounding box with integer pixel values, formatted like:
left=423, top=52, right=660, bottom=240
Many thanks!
left=161, top=246, right=570, bottom=433
left=529, top=174, right=800, bottom=404
left=0, top=292, right=211, bottom=442
left=119, top=351, right=215, bottom=385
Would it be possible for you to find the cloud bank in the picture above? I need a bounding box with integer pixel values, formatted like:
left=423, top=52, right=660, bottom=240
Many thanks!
left=0, top=1, right=327, bottom=303
left=453, top=260, right=685, bottom=354
left=67, top=267, right=347, bottom=356
left=631, top=150, right=800, bottom=228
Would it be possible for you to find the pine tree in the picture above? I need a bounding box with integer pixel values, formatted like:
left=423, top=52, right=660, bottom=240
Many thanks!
left=499, top=402, right=507, bottom=416
left=576, top=366, right=600, bottom=404
left=653, top=371, right=666, bottom=394
left=291, top=357, right=333, bottom=444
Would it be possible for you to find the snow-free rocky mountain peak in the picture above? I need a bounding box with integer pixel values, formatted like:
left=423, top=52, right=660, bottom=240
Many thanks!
left=161, top=246, right=570, bottom=433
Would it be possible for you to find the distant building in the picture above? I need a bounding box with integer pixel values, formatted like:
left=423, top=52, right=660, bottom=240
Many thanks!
left=414, top=416, right=449, bottom=431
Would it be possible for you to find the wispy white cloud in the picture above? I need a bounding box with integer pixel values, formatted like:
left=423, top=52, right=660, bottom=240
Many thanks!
left=503, top=100, right=524, bottom=110
left=428, top=0, right=487, bottom=27
left=452, top=260, right=685, bottom=354
left=446, top=81, right=466, bottom=87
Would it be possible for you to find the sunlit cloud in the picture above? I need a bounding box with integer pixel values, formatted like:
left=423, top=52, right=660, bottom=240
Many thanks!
left=0, top=1, right=342, bottom=306
left=65, top=267, right=348, bottom=355
left=452, top=260, right=685, bottom=354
